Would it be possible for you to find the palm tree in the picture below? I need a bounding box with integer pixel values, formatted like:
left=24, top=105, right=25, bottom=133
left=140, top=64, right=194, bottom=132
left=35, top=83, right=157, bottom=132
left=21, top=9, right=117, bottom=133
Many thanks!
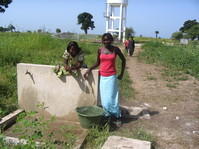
left=155, top=31, right=159, bottom=38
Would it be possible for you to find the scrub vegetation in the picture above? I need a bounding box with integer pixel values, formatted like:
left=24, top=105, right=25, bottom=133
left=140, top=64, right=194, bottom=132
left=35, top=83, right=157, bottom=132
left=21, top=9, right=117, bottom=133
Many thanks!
left=139, top=41, right=199, bottom=79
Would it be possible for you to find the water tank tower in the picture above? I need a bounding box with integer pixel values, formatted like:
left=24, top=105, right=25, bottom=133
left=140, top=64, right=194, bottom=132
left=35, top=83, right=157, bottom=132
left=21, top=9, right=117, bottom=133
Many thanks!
left=105, top=0, right=128, bottom=42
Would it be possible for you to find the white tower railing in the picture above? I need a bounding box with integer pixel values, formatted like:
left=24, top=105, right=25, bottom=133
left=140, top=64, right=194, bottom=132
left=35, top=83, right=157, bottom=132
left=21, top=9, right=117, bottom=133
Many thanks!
left=105, top=0, right=128, bottom=42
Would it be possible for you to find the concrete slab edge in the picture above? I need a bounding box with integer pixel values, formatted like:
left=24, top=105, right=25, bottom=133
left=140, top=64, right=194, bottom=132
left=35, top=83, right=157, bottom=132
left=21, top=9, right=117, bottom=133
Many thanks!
left=0, top=109, right=24, bottom=131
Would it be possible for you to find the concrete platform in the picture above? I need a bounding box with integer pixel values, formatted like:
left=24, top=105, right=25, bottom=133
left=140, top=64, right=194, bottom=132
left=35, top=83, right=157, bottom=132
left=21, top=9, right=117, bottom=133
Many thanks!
left=102, top=136, right=151, bottom=149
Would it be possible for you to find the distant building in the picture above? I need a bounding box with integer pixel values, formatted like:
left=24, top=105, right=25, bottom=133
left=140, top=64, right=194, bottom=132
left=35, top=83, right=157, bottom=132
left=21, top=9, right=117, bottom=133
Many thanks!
left=180, top=38, right=189, bottom=45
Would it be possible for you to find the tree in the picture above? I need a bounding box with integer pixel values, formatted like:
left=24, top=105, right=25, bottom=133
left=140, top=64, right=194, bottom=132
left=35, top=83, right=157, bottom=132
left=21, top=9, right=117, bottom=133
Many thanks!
left=155, top=31, right=159, bottom=38
left=179, top=20, right=198, bottom=32
left=7, top=24, right=15, bottom=32
left=171, top=32, right=183, bottom=40
left=56, top=28, right=61, bottom=34
left=0, top=26, right=9, bottom=32
left=77, top=12, right=95, bottom=34
left=185, top=24, right=199, bottom=40
left=0, top=26, right=5, bottom=32
left=177, top=19, right=199, bottom=40
left=0, top=0, right=12, bottom=13
left=125, top=27, right=135, bottom=39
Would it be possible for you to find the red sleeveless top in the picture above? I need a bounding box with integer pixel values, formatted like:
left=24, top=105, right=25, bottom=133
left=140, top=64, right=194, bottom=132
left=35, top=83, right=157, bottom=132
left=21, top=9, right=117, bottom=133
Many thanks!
left=99, top=47, right=117, bottom=76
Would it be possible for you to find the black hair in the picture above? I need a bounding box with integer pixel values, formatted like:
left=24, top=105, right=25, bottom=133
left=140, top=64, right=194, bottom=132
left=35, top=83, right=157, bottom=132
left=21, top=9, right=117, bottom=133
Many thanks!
left=102, top=33, right=113, bottom=42
left=67, top=41, right=81, bottom=53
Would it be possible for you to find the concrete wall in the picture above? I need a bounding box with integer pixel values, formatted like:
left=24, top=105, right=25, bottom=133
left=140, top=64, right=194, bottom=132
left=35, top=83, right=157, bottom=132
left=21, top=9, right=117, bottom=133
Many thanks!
left=17, top=63, right=99, bottom=121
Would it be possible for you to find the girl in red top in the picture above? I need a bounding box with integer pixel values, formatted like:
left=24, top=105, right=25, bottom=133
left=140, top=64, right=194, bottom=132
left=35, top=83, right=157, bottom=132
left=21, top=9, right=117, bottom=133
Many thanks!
left=84, top=33, right=126, bottom=127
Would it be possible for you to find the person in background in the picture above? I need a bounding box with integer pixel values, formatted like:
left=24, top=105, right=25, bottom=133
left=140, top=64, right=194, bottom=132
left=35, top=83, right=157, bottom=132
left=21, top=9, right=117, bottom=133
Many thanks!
left=126, top=36, right=135, bottom=56
left=84, top=33, right=126, bottom=127
left=124, top=39, right=129, bottom=51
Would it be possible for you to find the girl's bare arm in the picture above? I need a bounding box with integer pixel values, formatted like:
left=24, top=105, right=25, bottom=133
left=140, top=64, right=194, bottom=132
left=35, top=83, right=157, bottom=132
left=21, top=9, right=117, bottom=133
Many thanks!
left=84, top=49, right=100, bottom=79
left=115, top=47, right=126, bottom=80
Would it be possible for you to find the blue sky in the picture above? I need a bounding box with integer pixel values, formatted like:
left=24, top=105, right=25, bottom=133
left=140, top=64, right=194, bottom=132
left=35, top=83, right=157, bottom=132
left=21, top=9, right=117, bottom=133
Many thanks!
left=0, top=0, right=198, bottom=38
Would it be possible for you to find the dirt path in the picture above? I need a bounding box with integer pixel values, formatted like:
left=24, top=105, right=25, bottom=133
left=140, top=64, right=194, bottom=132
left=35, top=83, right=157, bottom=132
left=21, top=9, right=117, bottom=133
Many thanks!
left=120, top=44, right=199, bottom=149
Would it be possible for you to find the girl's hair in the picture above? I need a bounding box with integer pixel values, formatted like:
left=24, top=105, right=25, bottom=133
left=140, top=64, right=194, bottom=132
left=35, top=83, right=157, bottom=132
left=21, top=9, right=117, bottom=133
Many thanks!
left=67, top=41, right=81, bottom=53
left=102, top=33, right=113, bottom=42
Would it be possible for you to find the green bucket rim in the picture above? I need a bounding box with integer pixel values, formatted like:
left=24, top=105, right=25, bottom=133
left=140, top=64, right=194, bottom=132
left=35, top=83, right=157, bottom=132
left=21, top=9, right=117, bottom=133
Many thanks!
left=76, top=106, right=105, bottom=117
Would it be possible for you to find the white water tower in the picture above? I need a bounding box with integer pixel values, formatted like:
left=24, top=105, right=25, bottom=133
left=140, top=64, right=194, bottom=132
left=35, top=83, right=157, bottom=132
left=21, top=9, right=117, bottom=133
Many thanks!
left=105, top=0, right=128, bottom=42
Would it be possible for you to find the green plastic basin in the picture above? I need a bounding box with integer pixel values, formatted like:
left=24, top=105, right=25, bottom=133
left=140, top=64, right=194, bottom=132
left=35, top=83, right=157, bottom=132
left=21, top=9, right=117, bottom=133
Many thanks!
left=76, top=106, right=105, bottom=129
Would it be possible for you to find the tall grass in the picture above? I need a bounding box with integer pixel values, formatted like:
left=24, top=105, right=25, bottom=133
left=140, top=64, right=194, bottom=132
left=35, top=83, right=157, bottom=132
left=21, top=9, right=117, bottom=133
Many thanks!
left=0, top=32, right=65, bottom=116
left=139, top=41, right=199, bottom=79
left=0, top=32, right=66, bottom=66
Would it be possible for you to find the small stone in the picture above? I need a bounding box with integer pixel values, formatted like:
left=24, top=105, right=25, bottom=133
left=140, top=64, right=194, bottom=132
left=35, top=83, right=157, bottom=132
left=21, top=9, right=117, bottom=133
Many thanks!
left=129, top=107, right=144, bottom=116
left=143, top=103, right=151, bottom=108
left=163, top=106, right=167, bottom=110
left=140, top=113, right=151, bottom=120
left=185, top=122, right=192, bottom=126
left=192, top=131, right=199, bottom=135
left=185, top=131, right=191, bottom=135
left=176, top=116, right=180, bottom=120
left=144, top=114, right=151, bottom=119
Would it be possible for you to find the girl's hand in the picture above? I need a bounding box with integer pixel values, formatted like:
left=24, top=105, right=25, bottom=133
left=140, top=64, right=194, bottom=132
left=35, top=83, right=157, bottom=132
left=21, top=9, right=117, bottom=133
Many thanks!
left=117, top=74, right=123, bottom=80
left=64, top=65, right=69, bottom=71
left=65, top=66, right=72, bottom=71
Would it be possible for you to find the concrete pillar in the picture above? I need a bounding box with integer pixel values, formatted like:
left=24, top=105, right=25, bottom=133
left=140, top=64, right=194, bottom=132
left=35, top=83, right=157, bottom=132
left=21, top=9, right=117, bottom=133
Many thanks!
left=123, top=6, right=127, bottom=42
left=118, top=4, right=123, bottom=41
left=105, top=3, right=109, bottom=33
left=111, top=6, right=114, bottom=30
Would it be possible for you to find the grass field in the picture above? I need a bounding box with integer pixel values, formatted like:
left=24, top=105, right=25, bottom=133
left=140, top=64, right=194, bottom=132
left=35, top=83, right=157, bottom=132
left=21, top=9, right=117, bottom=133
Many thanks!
left=139, top=41, right=199, bottom=79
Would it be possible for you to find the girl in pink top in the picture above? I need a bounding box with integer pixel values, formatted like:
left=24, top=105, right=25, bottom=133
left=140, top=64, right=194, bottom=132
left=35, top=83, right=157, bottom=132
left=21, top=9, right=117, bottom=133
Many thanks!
left=84, top=33, right=126, bottom=127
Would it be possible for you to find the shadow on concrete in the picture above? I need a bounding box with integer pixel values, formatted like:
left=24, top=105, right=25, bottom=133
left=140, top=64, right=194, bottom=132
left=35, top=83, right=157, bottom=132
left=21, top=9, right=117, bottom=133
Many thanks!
left=74, top=70, right=96, bottom=94
left=58, top=69, right=96, bottom=94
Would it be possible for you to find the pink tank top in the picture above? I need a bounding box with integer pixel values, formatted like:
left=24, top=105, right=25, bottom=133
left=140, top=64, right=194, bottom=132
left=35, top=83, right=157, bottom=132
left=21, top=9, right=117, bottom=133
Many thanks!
left=99, top=48, right=117, bottom=76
